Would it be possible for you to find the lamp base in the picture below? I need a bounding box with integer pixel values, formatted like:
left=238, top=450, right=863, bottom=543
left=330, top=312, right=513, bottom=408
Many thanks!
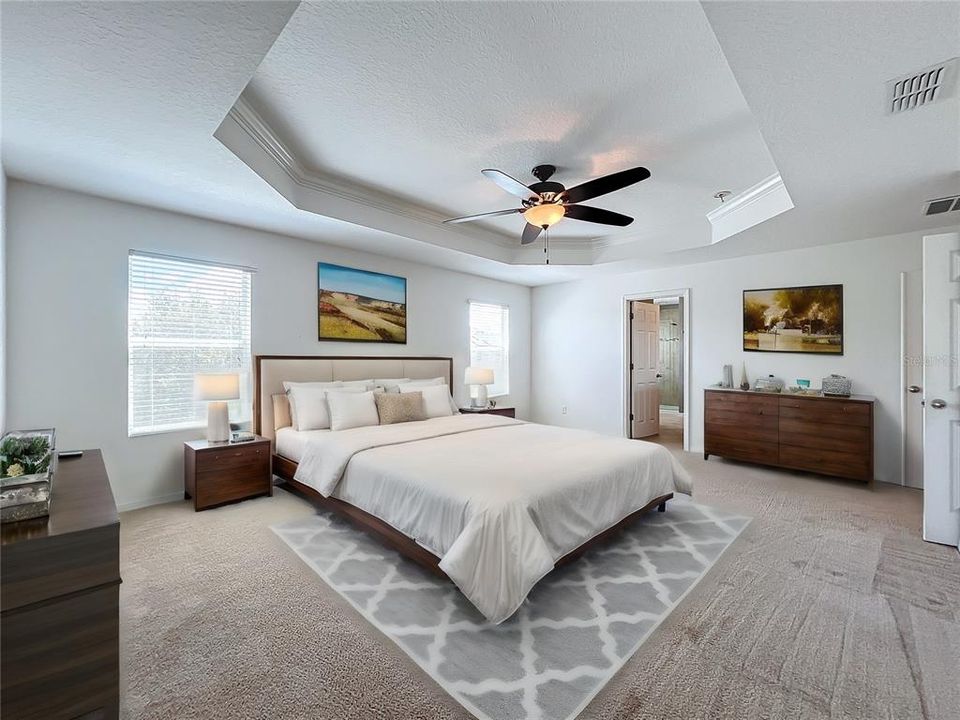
left=206, top=401, right=230, bottom=443
left=470, top=385, right=489, bottom=409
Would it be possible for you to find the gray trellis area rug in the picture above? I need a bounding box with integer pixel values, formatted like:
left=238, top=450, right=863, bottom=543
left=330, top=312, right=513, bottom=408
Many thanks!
left=272, top=495, right=750, bottom=720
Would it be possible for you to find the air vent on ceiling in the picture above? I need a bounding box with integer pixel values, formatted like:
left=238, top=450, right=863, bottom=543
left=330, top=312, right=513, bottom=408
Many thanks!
left=924, top=195, right=960, bottom=216
left=886, top=58, right=958, bottom=113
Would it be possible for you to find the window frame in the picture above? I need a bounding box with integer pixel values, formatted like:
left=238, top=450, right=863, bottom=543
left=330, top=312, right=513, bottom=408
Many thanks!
left=468, top=300, right=510, bottom=399
left=126, top=251, right=254, bottom=438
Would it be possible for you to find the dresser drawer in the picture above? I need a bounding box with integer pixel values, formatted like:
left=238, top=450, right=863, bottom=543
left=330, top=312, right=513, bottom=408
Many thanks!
left=778, top=445, right=870, bottom=480
left=705, top=420, right=778, bottom=444
left=705, top=407, right=779, bottom=430
left=196, top=464, right=270, bottom=508
left=779, top=418, right=870, bottom=453
left=705, top=391, right=779, bottom=412
left=195, top=443, right=269, bottom=472
left=779, top=397, right=871, bottom=427
left=704, top=436, right=777, bottom=465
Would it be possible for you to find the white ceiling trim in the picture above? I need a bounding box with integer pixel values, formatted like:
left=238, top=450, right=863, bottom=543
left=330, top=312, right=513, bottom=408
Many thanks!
left=225, top=97, right=517, bottom=246
left=215, top=96, right=597, bottom=265
left=706, top=173, right=794, bottom=244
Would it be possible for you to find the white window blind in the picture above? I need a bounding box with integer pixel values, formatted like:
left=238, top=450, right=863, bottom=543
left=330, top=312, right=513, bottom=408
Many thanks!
left=469, top=301, right=510, bottom=397
left=128, top=252, right=252, bottom=436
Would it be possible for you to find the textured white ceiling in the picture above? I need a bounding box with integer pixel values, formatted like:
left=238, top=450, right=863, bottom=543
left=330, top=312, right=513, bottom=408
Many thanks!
left=2, top=1, right=958, bottom=286
left=244, top=0, right=778, bottom=242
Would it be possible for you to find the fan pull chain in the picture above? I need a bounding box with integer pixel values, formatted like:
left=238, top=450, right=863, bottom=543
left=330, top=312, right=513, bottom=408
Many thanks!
left=543, top=225, right=550, bottom=265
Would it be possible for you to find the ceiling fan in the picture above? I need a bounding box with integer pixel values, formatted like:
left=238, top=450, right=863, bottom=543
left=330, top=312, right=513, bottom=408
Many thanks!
left=443, top=163, right=651, bottom=245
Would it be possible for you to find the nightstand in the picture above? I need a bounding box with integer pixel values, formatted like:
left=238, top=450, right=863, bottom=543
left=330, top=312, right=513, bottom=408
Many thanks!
left=459, top=406, right=516, bottom=418
left=184, top=437, right=272, bottom=511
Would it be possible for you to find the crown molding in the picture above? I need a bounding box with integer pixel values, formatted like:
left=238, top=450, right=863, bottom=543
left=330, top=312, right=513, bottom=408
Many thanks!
left=706, top=172, right=793, bottom=243
left=217, top=96, right=649, bottom=266
left=223, top=97, right=519, bottom=250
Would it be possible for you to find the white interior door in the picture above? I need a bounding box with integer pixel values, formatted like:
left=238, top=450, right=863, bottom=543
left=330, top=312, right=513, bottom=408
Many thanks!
left=631, top=301, right=660, bottom=438
left=904, top=269, right=924, bottom=489
left=922, top=231, right=960, bottom=547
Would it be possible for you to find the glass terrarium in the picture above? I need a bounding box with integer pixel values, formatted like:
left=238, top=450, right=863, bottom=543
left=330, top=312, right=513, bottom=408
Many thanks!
left=0, top=429, right=56, bottom=522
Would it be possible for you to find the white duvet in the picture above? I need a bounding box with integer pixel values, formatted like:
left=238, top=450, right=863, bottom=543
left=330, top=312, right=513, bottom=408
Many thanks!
left=293, top=415, right=691, bottom=623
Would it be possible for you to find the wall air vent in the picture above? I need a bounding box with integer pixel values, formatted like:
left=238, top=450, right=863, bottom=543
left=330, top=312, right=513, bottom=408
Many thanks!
left=887, top=58, right=958, bottom=113
left=924, top=195, right=960, bottom=216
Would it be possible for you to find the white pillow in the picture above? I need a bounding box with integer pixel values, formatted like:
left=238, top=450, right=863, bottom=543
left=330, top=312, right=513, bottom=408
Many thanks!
left=400, top=383, right=454, bottom=419
left=327, top=390, right=381, bottom=431
left=283, top=380, right=343, bottom=429
left=288, top=384, right=365, bottom=431
left=400, top=377, right=446, bottom=387
left=340, top=379, right=377, bottom=391
left=283, top=380, right=342, bottom=392
left=374, top=378, right=412, bottom=393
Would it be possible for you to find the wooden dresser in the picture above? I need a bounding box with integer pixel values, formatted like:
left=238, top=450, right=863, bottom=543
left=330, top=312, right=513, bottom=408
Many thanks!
left=1, top=450, right=120, bottom=719
left=704, top=388, right=875, bottom=482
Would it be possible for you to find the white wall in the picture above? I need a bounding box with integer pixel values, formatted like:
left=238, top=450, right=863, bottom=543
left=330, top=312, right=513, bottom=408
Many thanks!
left=531, top=231, right=925, bottom=485
left=6, top=182, right=531, bottom=509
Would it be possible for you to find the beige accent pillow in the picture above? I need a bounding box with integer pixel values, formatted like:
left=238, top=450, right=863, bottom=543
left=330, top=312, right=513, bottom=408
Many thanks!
left=272, top=393, right=292, bottom=431
left=375, top=391, right=426, bottom=425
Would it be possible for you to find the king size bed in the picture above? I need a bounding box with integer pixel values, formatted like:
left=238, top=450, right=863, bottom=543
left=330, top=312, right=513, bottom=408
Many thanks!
left=257, top=355, right=692, bottom=623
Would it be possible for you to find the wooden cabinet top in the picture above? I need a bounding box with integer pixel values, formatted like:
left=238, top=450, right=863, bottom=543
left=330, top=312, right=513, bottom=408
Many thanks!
left=705, top=386, right=875, bottom=404
left=184, top=437, right=270, bottom=453
left=1, top=449, right=118, bottom=546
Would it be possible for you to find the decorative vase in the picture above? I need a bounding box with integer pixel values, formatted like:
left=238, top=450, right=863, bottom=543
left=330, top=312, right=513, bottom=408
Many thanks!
left=739, top=363, right=750, bottom=391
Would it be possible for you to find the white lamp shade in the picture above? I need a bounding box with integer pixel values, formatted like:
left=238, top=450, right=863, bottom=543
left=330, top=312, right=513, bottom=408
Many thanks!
left=194, top=373, right=240, bottom=401
left=464, top=367, right=494, bottom=386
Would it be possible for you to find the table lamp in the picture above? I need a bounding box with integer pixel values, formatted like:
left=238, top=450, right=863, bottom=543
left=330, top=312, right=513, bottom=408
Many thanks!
left=194, top=373, right=240, bottom=442
left=464, top=367, right=494, bottom=409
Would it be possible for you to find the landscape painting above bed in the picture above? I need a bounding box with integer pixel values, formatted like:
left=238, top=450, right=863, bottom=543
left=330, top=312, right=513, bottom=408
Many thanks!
left=318, top=262, right=407, bottom=343
left=743, top=284, right=843, bottom=354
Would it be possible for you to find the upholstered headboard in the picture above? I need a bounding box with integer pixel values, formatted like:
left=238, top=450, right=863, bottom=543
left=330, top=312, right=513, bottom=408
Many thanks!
left=254, top=355, right=453, bottom=441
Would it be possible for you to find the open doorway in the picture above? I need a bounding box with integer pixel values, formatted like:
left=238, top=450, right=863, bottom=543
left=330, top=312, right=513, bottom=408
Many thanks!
left=623, top=289, right=690, bottom=451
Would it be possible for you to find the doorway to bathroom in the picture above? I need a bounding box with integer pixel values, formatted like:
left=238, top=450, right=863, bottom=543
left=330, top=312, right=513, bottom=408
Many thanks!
left=623, top=289, right=690, bottom=451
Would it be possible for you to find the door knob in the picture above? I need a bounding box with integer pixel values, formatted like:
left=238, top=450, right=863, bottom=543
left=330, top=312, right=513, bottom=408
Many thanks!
left=907, top=385, right=922, bottom=393
left=930, top=399, right=947, bottom=409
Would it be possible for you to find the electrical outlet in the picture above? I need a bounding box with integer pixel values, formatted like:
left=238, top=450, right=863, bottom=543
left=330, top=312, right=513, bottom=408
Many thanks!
left=561, top=405, right=568, bottom=415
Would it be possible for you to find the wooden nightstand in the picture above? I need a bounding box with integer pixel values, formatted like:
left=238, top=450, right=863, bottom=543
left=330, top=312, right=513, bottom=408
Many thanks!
left=459, top=406, right=516, bottom=418
left=184, top=437, right=272, bottom=511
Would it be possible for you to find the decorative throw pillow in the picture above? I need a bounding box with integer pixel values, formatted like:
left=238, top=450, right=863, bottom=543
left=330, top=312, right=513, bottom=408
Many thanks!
left=400, top=383, right=454, bottom=419
left=375, top=391, right=426, bottom=425
left=327, top=390, right=380, bottom=431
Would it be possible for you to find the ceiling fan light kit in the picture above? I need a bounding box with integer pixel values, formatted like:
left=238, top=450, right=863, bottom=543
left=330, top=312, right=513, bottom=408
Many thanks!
left=443, top=163, right=652, bottom=257
left=523, top=203, right=565, bottom=228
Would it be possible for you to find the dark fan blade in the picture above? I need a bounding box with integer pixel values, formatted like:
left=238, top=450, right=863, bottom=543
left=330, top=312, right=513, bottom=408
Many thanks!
left=521, top=223, right=543, bottom=245
left=563, top=204, right=634, bottom=226
left=443, top=208, right=521, bottom=224
left=561, top=166, right=650, bottom=204
left=482, top=169, right=541, bottom=201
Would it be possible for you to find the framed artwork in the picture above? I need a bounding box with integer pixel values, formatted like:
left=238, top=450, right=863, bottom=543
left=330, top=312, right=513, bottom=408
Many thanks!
left=317, top=262, right=407, bottom=343
left=743, top=284, right=843, bottom=354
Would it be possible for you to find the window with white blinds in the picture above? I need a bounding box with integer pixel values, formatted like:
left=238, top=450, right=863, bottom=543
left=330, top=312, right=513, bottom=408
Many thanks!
left=128, top=252, right=252, bottom=436
left=469, top=301, right=510, bottom=397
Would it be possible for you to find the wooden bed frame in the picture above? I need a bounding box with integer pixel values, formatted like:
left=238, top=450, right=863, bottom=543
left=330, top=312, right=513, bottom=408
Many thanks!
left=256, top=354, right=673, bottom=581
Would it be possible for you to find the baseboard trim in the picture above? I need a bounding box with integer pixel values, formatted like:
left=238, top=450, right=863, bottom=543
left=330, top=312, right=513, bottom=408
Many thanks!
left=118, top=491, right=186, bottom=513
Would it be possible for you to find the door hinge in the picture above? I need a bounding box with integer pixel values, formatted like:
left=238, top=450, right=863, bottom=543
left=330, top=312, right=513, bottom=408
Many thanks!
left=630, top=362, right=634, bottom=370
left=630, top=413, right=634, bottom=421
left=630, top=312, right=634, bottom=320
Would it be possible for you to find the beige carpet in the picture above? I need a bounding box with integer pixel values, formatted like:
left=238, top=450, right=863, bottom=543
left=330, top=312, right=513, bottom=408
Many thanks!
left=119, top=450, right=960, bottom=720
